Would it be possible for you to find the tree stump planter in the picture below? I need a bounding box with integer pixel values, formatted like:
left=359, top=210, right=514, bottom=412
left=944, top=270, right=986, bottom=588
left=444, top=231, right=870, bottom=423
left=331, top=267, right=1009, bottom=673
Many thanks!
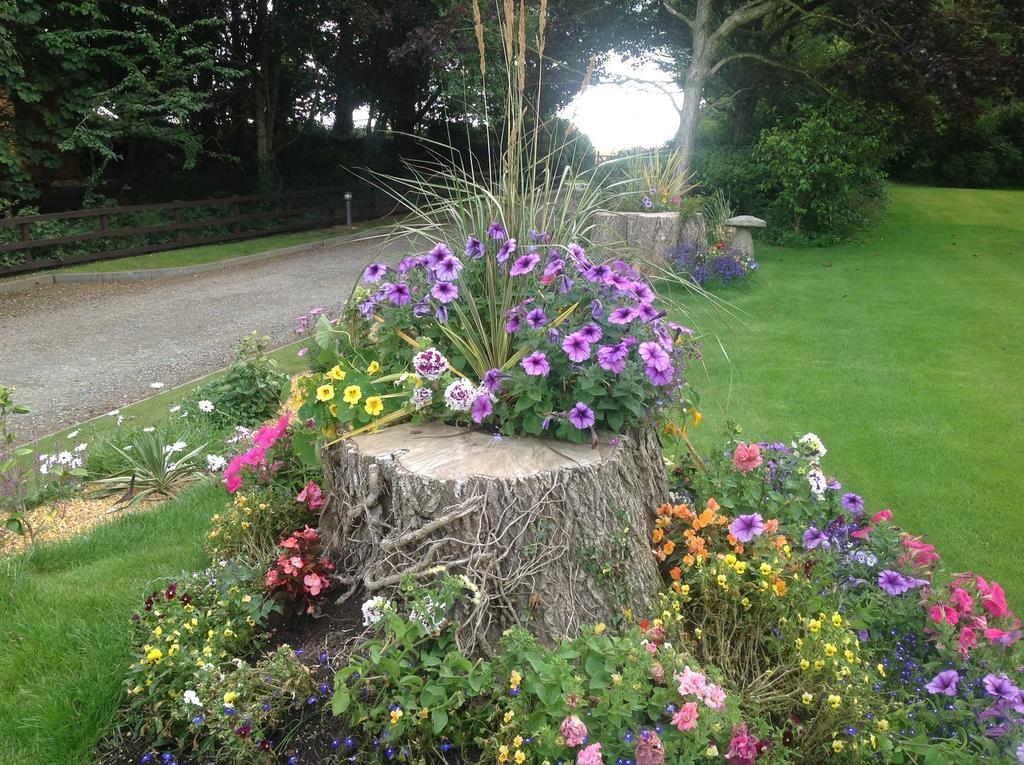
left=320, top=422, right=667, bottom=650
left=592, top=211, right=682, bottom=270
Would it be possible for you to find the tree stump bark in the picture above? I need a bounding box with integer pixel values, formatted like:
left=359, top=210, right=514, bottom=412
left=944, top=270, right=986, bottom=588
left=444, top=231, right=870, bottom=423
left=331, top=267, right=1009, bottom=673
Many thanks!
left=320, top=422, right=667, bottom=650
left=592, top=211, right=682, bottom=270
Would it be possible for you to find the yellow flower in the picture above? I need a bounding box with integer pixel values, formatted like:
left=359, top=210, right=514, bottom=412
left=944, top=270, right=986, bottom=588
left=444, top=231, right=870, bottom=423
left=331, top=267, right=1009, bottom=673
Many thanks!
left=612, top=673, right=623, bottom=686
left=498, top=745, right=510, bottom=763
left=503, top=710, right=515, bottom=724
left=390, top=709, right=404, bottom=725
left=734, top=561, right=747, bottom=574
left=594, top=623, right=606, bottom=635
left=795, top=637, right=804, bottom=649
left=514, top=751, right=526, bottom=764
left=801, top=692, right=813, bottom=705
left=832, top=740, right=845, bottom=753
left=808, top=619, right=821, bottom=633
left=510, top=670, right=522, bottom=690
left=364, top=396, right=384, bottom=416
left=343, top=385, right=362, bottom=405
left=759, top=562, right=773, bottom=575
left=145, top=648, right=163, bottom=663
left=367, top=361, right=381, bottom=374
left=513, top=736, right=523, bottom=748
left=814, top=660, right=825, bottom=671
left=224, top=691, right=238, bottom=705
left=329, top=403, right=339, bottom=417
left=831, top=612, right=844, bottom=627
left=877, top=719, right=889, bottom=732
left=827, top=694, right=842, bottom=709
left=326, top=365, right=346, bottom=381
left=824, top=643, right=837, bottom=657
left=723, top=554, right=737, bottom=566
left=877, top=663, right=886, bottom=678
left=800, top=659, right=810, bottom=670
left=316, top=384, right=335, bottom=402
left=153, top=626, right=162, bottom=637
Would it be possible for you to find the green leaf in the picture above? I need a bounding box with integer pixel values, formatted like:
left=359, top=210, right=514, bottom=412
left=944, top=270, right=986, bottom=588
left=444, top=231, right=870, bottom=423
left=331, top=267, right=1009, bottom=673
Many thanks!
left=420, top=684, right=447, bottom=708
left=331, top=686, right=350, bottom=715
left=431, top=708, right=448, bottom=734
left=13, top=446, right=33, bottom=457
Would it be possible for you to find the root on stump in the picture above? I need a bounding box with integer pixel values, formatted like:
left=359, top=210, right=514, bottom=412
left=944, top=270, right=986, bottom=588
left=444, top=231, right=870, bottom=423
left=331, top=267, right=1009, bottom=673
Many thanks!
left=320, top=422, right=668, bottom=651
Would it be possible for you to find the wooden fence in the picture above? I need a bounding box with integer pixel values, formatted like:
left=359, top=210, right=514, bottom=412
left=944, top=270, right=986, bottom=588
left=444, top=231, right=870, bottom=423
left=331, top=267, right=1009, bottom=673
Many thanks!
left=0, top=186, right=397, bottom=277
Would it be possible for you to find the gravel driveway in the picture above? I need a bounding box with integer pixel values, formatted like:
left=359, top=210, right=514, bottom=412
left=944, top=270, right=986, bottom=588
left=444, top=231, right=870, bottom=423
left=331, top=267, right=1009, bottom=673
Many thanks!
left=0, top=234, right=406, bottom=439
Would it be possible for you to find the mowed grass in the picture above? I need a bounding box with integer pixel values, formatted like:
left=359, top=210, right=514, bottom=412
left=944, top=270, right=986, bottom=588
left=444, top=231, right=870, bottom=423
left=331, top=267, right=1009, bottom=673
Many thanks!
left=680, top=185, right=1024, bottom=606
left=0, top=481, right=220, bottom=765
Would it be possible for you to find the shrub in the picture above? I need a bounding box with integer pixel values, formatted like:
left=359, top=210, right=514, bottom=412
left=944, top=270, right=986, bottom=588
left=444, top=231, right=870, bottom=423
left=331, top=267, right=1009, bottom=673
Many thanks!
left=90, top=430, right=210, bottom=504
left=264, top=526, right=335, bottom=617
left=186, top=334, right=288, bottom=428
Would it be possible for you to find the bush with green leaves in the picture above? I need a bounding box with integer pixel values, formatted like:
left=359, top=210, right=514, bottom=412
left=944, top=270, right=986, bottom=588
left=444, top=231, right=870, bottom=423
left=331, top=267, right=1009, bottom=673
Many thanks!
left=333, top=574, right=745, bottom=764
left=185, top=333, right=288, bottom=428
left=91, top=430, right=210, bottom=504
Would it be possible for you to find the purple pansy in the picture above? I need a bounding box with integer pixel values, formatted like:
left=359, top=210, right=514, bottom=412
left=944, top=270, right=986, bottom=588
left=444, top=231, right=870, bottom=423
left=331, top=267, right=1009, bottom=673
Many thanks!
left=925, top=670, right=960, bottom=696
left=729, top=513, right=765, bottom=544
left=521, top=352, right=550, bottom=377
left=567, top=401, right=595, bottom=430
left=561, top=332, right=591, bottom=363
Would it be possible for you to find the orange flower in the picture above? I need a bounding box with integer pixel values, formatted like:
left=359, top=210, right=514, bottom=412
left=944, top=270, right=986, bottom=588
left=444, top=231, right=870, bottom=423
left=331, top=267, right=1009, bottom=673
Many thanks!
left=656, top=503, right=673, bottom=517
left=764, top=519, right=779, bottom=534
left=655, top=516, right=670, bottom=529
left=773, top=536, right=786, bottom=549
left=733, top=544, right=745, bottom=555
left=727, top=533, right=738, bottom=545
left=696, top=509, right=715, bottom=528
left=773, top=578, right=788, bottom=597
left=705, top=498, right=720, bottom=512
left=673, top=503, right=694, bottom=519
left=662, top=540, right=676, bottom=555
left=669, top=566, right=682, bottom=580
left=683, top=554, right=695, bottom=567
left=652, top=528, right=665, bottom=544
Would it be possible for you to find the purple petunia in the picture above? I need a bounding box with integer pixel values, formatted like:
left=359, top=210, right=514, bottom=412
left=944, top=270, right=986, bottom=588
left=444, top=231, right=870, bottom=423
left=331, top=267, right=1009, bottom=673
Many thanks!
left=585, top=264, right=612, bottom=283
left=427, top=242, right=452, bottom=268
left=521, top=352, right=550, bottom=377
left=497, top=238, right=517, bottom=263
left=487, top=220, right=507, bottom=240
left=505, top=315, right=521, bottom=333
left=470, top=393, right=493, bottom=424
left=645, top=363, right=675, bottom=386
left=510, top=252, right=541, bottom=276
left=729, top=513, right=765, bottom=543
left=591, top=299, right=603, bottom=319
left=466, top=236, right=485, bottom=259
left=562, top=332, right=591, bottom=363
left=597, top=343, right=628, bottom=374
left=567, top=401, right=595, bottom=430
left=363, top=263, right=387, bottom=283
left=802, top=525, right=831, bottom=550
left=431, top=281, right=458, bottom=303
left=526, top=308, right=547, bottom=330
left=434, top=254, right=463, bottom=281
left=983, top=673, right=1021, bottom=701
left=877, top=570, right=913, bottom=596
left=925, top=670, right=960, bottom=696
left=577, top=324, right=602, bottom=343
left=841, top=493, right=864, bottom=514
left=608, top=306, right=639, bottom=325
left=387, top=283, right=412, bottom=306
left=483, top=369, right=504, bottom=394
left=543, top=258, right=565, bottom=278
left=630, top=281, right=656, bottom=303
left=637, top=302, right=661, bottom=322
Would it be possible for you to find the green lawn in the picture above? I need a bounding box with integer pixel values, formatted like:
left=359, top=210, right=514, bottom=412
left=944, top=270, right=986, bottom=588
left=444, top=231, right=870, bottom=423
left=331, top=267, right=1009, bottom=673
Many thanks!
left=0, top=482, right=219, bottom=765
left=682, top=184, right=1024, bottom=607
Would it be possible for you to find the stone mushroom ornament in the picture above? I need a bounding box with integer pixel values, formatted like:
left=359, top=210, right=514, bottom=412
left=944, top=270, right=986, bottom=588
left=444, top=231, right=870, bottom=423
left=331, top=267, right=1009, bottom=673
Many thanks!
left=724, top=215, right=766, bottom=258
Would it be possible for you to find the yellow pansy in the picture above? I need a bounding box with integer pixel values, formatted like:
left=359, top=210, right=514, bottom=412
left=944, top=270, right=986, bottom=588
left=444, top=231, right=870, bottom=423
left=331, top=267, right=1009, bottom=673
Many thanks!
left=364, top=396, right=384, bottom=416
left=343, top=385, right=362, bottom=405
left=224, top=691, right=238, bottom=705
left=801, top=692, right=813, bottom=705
left=510, top=670, right=522, bottom=690
left=316, top=384, right=335, bottom=402
left=832, top=741, right=845, bottom=753
left=827, top=694, right=842, bottom=708
left=514, top=751, right=526, bottom=764
left=367, top=361, right=381, bottom=374
left=390, top=709, right=403, bottom=724
left=326, top=365, right=346, bottom=381
left=513, top=736, right=523, bottom=748
left=734, top=561, right=747, bottom=574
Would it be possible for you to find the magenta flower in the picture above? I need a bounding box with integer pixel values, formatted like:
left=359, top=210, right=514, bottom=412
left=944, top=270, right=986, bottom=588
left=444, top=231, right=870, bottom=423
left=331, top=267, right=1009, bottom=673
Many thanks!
left=497, top=238, right=517, bottom=263
left=363, top=263, right=387, bottom=283
left=645, top=362, right=674, bottom=386
left=568, top=401, right=595, bottom=430
left=577, top=743, right=603, bottom=765
left=466, top=235, right=485, bottom=258
left=608, top=306, right=639, bottom=325
left=427, top=242, right=452, bottom=267
left=510, top=252, right=541, bottom=275
left=386, top=283, right=412, bottom=306
left=607, top=273, right=632, bottom=291
left=470, top=394, right=493, bottom=424
left=431, top=281, right=458, bottom=303
left=577, top=324, right=602, bottom=343
left=925, top=670, right=960, bottom=696
left=487, top=220, right=506, bottom=240
left=729, top=513, right=764, bottom=543
left=637, top=302, right=661, bottom=321
left=562, top=332, right=591, bottom=362
left=585, top=263, right=611, bottom=283
left=521, top=352, right=550, bottom=377
left=483, top=369, right=504, bottom=394
left=526, top=307, right=547, bottom=330
left=434, top=254, right=463, bottom=281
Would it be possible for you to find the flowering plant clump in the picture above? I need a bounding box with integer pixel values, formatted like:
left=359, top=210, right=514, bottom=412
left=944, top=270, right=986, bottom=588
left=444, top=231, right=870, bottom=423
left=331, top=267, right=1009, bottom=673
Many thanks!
left=121, top=562, right=313, bottom=762
left=332, top=575, right=746, bottom=764
left=206, top=483, right=320, bottom=563
left=668, top=240, right=758, bottom=287
left=265, top=526, right=335, bottom=617
left=338, top=233, right=699, bottom=442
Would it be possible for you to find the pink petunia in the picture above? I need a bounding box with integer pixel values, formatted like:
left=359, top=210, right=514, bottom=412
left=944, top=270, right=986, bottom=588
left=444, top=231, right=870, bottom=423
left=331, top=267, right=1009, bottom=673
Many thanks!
left=871, top=509, right=894, bottom=523
left=732, top=442, right=763, bottom=473
left=671, top=701, right=699, bottom=731
left=295, top=480, right=325, bottom=511
left=957, top=626, right=978, bottom=655
left=560, top=715, right=588, bottom=747
left=577, top=743, right=603, bottom=765
left=929, top=603, right=959, bottom=625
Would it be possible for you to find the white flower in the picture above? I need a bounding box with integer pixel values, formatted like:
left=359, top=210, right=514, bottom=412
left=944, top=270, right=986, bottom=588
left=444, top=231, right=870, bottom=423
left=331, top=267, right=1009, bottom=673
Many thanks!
left=106, top=409, right=120, bottom=417
left=206, top=454, right=227, bottom=471
left=150, top=382, right=165, bottom=389
left=143, top=426, right=156, bottom=433
left=74, top=442, right=87, bottom=452
left=67, top=430, right=79, bottom=439
left=807, top=465, right=828, bottom=498
left=182, top=690, right=203, bottom=707
left=198, top=400, right=215, bottom=413
left=163, top=440, right=187, bottom=455
left=794, top=432, right=827, bottom=461
left=410, top=387, right=433, bottom=411
left=443, top=379, right=477, bottom=412
left=361, top=596, right=392, bottom=627
left=169, top=405, right=182, bottom=413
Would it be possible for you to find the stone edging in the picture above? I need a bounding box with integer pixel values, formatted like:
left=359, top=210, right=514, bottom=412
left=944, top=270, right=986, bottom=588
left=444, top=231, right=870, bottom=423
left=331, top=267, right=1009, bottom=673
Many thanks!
left=0, top=225, right=391, bottom=295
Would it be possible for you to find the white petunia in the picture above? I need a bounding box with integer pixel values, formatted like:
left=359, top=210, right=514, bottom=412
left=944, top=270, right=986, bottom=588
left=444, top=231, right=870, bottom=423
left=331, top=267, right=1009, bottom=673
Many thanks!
left=183, top=690, right=203, bottom=707
left=143, top=427, right=156, bottom=433
left=198, top=400, right=215, bottom=413
left=793, top=432, right=827, bottom=461
left=807, top=465, right=828, bottom=499
left=361, top=596, right=392, bottom=627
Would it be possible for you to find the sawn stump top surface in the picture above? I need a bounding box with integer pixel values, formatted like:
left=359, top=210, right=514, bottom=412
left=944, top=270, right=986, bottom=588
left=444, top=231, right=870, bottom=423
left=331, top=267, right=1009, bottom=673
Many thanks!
left=349, top=421, right=617, bottom=481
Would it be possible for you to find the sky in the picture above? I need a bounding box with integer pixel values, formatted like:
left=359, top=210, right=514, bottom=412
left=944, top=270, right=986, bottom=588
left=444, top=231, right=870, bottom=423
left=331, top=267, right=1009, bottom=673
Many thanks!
left=560, top=54, right=683, bottom=155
